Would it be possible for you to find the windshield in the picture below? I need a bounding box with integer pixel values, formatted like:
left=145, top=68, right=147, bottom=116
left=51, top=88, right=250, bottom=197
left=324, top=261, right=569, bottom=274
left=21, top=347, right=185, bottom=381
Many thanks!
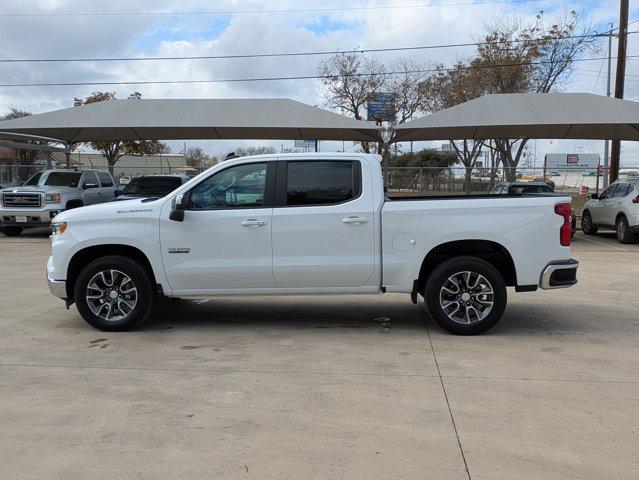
left=122, top=177, right=182, bottom=197
left=23, top=171, right=81, bottom=187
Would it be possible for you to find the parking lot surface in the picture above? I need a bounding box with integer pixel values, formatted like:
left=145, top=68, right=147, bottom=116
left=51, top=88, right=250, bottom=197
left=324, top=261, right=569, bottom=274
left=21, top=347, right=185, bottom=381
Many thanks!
left=1, top=229, right=638, bottom=479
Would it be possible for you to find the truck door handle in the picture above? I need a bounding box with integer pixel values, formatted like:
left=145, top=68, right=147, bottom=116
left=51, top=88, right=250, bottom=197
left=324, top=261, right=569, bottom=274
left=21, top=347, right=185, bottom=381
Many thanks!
left=241, top=219, right=266, bottom=227
left=342, top=216, right=368, bottom=224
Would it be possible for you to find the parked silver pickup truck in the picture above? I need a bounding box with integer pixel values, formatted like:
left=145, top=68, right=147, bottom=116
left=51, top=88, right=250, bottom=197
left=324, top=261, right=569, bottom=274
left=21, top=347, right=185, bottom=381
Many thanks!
left=0, top=169, right=116, bottom=236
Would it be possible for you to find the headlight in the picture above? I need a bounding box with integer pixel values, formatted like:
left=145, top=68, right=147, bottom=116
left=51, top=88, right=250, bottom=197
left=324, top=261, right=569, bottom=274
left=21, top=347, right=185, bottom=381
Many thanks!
left=51, top=222, right=68, bottom=236
left=45, top=193, right=61, bottom=203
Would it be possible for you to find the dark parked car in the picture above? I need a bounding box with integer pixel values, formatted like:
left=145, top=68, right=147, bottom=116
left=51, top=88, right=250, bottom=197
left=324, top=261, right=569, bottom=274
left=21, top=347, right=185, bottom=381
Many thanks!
left=490, top=181, right=576, bottom=237
left=113, top=174, right=189, bottom=201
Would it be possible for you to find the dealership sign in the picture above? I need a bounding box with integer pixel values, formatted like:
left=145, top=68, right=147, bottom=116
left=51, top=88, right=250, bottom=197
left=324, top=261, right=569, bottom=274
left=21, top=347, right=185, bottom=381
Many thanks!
left=367, top=93, right=396, bottom=122
left=544, top=153, right=600, bottom=171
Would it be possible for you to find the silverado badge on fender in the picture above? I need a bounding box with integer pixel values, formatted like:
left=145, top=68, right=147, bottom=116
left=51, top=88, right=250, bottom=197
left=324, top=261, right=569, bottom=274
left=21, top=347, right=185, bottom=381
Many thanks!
left=168, top=248, right=190, bottom=254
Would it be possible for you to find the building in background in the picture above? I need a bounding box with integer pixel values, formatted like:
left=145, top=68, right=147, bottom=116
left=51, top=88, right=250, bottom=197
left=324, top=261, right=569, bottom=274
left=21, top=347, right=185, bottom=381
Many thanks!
left=50, top=152, right=193, bottom=179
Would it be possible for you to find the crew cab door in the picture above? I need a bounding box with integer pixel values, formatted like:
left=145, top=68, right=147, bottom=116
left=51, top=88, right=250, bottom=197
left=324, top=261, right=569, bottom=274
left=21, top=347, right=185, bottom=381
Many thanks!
left=80, top=172, right=101, bottom=205
left=271, top=159, right=376, bottom=288
left=160, top=161, right=276, bottom=291
left=97, top=172, right=116, bottom=200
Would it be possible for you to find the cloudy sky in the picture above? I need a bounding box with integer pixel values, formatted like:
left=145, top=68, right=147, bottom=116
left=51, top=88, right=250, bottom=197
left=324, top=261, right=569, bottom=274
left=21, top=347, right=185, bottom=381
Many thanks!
left=1, top=0, right=638, bottom=165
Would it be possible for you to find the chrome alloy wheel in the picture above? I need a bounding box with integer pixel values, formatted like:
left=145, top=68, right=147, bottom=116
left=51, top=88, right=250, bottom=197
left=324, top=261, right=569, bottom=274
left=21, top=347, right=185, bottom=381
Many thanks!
left=439, top=271, right=494, bottom=325
left=86, top=269, right=138, bottom=322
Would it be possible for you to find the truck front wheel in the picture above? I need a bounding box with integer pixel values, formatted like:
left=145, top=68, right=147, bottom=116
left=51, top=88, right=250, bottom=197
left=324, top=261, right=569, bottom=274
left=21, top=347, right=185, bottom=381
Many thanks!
left=74, top=255, right=153, bottom=331
left=2, top=226, right=23, bottom=237
left=424, top=256, right=507, bottom=335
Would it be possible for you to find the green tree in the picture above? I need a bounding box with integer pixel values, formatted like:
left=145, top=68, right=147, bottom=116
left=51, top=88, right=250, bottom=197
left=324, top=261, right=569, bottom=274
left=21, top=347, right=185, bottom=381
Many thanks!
left=185, top=147, right=211, bottom=168
left=388, top=149, right=457, bottom=192
left=73, top=91, right=168, bottom=174
left=233, top=146, right=277, bottom=157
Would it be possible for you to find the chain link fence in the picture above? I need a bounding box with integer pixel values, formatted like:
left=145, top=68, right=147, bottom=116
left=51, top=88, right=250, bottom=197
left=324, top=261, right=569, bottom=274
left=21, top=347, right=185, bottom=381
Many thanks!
left=383, top=166, right=618, bottom=215
left=3, top=160, right=638, bottom=216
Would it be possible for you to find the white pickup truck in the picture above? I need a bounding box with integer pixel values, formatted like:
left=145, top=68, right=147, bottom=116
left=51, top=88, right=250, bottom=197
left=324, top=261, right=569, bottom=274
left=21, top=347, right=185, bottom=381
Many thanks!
left=46, top=153, right=578, bottom=335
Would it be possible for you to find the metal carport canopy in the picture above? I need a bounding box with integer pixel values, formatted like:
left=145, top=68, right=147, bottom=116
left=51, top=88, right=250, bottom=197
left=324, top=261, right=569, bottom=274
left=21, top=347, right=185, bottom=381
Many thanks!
left=392, top=93, right=639, bottom=142
left=0, top=98, right=382, bottom=143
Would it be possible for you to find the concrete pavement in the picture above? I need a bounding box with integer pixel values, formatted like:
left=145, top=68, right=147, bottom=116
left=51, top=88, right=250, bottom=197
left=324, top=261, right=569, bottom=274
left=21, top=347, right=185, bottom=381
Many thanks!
left=0, top=229, right=637, bottom=479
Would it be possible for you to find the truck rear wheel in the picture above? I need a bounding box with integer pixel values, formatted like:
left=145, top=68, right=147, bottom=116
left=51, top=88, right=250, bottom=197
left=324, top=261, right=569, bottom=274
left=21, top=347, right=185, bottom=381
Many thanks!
left=2, top=226, right=23, bottom=237
left=424, top=256, right=507, bottom=335
left=74, top=255, right=153, bottom=331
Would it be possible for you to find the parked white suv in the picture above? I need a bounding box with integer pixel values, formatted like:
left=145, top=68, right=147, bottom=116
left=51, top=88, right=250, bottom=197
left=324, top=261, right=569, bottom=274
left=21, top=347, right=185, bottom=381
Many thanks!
left=581, top=178, right=639, bottom=243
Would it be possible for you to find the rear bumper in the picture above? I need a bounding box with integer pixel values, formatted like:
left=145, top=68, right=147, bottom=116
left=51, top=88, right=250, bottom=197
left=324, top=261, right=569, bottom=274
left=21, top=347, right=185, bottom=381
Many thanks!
left=539, top=259, right=579, bottom=290
left=46, top=256, right=67, bottom=299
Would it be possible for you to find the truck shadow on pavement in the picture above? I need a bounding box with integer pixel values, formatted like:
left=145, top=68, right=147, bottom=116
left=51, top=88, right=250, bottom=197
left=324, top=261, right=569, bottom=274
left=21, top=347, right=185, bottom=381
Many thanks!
left=126, top=295, right=614, bottom=338
left=139, top=296, right=427, bottom=333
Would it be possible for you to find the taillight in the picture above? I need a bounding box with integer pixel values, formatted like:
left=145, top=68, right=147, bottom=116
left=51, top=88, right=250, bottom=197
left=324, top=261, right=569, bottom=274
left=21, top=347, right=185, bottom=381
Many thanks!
left=633, top=195, right=639, bottom=204
left=555, top=202, right=572, bottom=247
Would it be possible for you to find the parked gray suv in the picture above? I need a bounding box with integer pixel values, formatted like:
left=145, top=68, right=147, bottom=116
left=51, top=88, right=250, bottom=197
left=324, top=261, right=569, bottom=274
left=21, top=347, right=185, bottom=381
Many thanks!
left=0, top=169, right=116, bottom=236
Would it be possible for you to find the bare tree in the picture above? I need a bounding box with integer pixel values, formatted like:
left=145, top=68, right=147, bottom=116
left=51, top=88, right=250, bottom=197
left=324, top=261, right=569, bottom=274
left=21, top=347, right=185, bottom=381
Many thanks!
left=73, top=91, right=168, bottom=174
left=420, top=61, right=490, bottom=192
left=319, top=53, right=429, bottom=156
left=318, top=52, right=387, bottom=153
left=387, top=58, right=430, bottom=125
left=476, top=11, right=600, bottom=180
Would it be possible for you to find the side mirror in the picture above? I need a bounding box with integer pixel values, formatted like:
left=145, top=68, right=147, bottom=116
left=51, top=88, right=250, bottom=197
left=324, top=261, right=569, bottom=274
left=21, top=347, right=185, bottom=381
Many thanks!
left=83, top=182, right=98, bottom=189
left=590, top=193, right=599, bottom=200
left=114, top=189, right=122, bottom=197
left=169, top=193, right=187, bottom=222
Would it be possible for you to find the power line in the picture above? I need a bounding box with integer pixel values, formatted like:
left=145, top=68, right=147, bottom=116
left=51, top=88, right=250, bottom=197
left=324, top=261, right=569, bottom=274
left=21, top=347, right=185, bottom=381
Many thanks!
left=3, top=54, right=639, bottom=88
left=0, top=31, right=625, bottom=64
left=0, top=0, right=546, bottom=17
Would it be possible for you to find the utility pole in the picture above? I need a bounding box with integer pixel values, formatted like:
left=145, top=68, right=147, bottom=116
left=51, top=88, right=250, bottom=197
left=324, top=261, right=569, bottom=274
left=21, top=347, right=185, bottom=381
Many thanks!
left=610, top=0, right=629, bottom=184
left=603, top=23, right=614, bottom=189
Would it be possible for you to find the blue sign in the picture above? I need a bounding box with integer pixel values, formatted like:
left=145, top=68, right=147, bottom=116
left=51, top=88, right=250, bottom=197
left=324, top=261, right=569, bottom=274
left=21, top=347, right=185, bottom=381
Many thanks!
left=367, top=92, right=395, bottom=122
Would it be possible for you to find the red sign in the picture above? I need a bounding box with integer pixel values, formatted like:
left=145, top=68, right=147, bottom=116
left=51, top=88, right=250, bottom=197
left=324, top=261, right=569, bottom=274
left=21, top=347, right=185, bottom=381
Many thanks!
left=567, top=154, right=579, bottom=164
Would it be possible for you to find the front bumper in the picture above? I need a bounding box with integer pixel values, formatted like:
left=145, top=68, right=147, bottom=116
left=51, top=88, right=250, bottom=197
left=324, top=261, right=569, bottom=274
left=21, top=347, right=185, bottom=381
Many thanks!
left=540, top=259, right=579, bottom=290
left=46, top=256, right=67, bottom=299
left=1, top=208, right=63, bottom=227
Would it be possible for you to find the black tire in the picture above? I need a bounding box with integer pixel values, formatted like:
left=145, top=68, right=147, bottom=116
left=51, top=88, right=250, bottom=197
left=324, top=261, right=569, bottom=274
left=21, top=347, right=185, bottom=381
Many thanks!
left=581, top=211, right=598, bottom=235
left=74, top=255, right=153, bottom=331
left=616, top=215, right=636, bottom=244
left=424, top=256, right=507, bottom=335
left=2, top=226, right=23, bottom=237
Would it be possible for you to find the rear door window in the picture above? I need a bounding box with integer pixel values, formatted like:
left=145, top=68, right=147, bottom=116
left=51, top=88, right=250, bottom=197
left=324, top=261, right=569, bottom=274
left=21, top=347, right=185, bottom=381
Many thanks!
left=82, top=172, right=98, bottom=188
left=98, top=172, right=113, bottom=187
left=284, top=161, right=359, bottom=206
